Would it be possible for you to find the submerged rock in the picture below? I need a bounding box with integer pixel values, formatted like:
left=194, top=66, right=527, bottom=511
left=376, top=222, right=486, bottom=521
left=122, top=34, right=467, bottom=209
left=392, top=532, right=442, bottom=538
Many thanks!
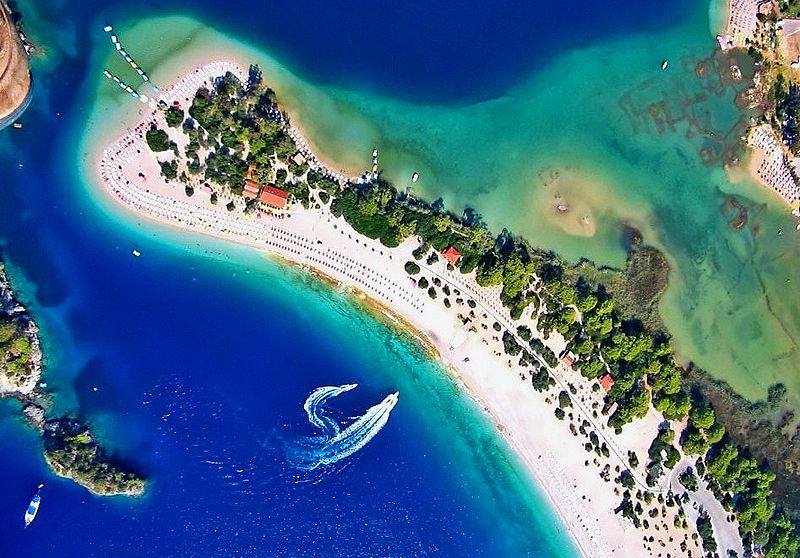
left=22, top=403, right=45, bottom=430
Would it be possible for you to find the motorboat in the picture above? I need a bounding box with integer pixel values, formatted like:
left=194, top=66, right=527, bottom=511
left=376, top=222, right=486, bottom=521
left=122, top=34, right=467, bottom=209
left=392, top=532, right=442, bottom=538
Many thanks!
left=24, top=484, right=44, bottom=528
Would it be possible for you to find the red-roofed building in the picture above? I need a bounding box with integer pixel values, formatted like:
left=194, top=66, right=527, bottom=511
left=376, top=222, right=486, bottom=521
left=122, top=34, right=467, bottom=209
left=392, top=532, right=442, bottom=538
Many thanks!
left=259, top=184, right=289, bottom=208
left=242, top=179, right=261, bottom=200
left=246, top=165, right=258, bottom=182
left=599, top=374, right=615, bottom=393
left=441, top=246, right=461, bottom=267
left=561, top=352, right=576, bottom=368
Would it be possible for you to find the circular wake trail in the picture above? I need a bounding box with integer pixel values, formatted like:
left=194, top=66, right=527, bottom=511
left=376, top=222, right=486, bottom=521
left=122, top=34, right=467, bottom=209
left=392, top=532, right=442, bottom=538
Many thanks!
left=303, top=383, right=357, bottom=438
left=289, top=385, right=399, bottom=471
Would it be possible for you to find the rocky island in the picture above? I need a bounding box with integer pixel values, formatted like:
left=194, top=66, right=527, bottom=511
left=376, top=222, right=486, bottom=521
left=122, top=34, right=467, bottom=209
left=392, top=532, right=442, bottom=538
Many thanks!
left=0, top=261, right=145, bottom=496
left=0, top=0, right=31, bottom=129
left=42, top=418, right=145, bottom=496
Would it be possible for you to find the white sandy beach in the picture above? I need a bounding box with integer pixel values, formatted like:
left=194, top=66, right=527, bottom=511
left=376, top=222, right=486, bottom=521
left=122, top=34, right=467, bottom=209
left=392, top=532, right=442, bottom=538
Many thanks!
left=87, top=57, right=747, bottom=558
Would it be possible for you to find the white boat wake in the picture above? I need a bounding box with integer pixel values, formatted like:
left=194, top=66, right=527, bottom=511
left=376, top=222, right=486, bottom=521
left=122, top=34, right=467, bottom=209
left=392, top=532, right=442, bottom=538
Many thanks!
left=289, top=384, right=399, bottom=470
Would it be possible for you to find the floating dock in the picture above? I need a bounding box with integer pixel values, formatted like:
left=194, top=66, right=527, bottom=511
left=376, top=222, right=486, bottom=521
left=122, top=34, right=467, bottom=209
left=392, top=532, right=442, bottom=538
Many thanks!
left=101, top=68, right=157, bottom=107
left=103, top=25, right=159, bottom=92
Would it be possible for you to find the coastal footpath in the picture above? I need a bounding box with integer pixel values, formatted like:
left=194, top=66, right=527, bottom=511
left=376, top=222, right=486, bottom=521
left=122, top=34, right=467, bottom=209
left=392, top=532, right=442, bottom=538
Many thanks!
left=0, top=261, right=145, bottom=496
left=93, top=58, right=781, bottom=557
left=0, top=0, right=31, bottom=129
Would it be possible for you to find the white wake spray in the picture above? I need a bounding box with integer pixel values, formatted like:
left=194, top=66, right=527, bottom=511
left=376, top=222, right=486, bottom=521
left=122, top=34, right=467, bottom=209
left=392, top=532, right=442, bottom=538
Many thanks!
left=289, top=384, right=399, bottom=470
left=303, top=383, right=357, bottom=437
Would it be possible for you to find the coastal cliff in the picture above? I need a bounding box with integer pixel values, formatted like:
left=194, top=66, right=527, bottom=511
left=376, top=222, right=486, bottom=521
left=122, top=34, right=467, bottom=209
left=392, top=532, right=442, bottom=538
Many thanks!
left=0, top=0, right=31, bottom=128
left=0, top=261, right=145, bottom=496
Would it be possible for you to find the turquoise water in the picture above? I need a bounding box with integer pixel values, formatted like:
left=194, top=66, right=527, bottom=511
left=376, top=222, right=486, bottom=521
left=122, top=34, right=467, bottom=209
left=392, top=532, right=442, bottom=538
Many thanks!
left=2, top=0, right=797, bottom=555
left=2, top=3, right=597, bottom=555
left=221, top=1, right=800, bottom=404
left=80, top=3, right=800, bottom=405
left=0, top=181, right=577, bottom=556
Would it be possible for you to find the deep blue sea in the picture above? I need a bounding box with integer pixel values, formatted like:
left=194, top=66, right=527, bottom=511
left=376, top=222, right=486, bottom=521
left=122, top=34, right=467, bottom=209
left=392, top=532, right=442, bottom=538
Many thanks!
left=0, top=0, right=696, bottom=556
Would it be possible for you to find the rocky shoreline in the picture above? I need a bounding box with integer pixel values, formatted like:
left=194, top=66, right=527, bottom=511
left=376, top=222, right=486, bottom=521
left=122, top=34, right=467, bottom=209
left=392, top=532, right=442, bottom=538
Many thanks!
left=0, top=0, right=32, bottom=129
left=0, top=261, right=145, bottom=496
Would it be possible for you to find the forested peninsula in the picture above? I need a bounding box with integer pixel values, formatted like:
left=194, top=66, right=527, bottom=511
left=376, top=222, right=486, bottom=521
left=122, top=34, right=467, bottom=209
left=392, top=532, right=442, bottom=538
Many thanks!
left=0, top=261, right=145, bottom=496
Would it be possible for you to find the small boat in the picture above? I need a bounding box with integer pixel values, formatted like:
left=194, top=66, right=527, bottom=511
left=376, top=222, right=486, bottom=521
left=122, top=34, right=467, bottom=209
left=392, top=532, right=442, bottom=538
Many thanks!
left=103, top=25, right=113, bottom=33
left=411, top=172, right=419, bottom=183
left=132, top=249, right=141, bottom=257
left=24, top=484, right=44, bottom=528
left=661, top=60, right=668, bottom=70
left=372, top=148, right=378, bottom=158
left=13, top=122, right=22, bottom=129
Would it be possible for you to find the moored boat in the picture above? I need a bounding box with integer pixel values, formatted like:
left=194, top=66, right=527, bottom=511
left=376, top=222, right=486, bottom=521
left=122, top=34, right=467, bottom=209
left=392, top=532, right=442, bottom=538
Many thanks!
left=24, top=484, right=44, bottom=528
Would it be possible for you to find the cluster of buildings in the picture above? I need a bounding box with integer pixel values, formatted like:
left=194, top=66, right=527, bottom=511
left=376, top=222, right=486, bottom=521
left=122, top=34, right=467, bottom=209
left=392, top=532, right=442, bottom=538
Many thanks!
left=560, top=352, right=615, bottom=393
left=242, top=165, right=289, bottom=209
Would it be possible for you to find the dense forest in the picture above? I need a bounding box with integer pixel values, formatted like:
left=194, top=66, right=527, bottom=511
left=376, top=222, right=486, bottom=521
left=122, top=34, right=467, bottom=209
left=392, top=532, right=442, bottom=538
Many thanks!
left=774, top=77, right=800, bottom=149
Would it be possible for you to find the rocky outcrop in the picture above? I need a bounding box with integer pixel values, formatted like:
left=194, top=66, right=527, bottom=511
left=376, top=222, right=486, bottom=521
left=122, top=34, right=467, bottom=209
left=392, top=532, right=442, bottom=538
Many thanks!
left=0, top=1, right=31, bottom=128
